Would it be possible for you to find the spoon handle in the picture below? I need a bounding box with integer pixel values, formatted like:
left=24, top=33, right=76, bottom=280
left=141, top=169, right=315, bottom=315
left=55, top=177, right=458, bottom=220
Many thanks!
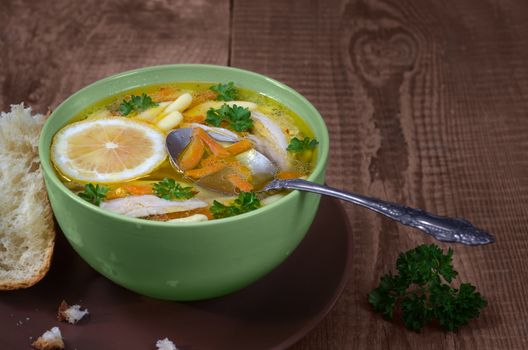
left=265, top=179, right=495, bottom=246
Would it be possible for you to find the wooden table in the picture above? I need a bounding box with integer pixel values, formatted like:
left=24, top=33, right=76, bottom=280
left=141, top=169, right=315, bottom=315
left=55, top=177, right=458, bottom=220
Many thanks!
left=2, top=0, right=527, bottom=349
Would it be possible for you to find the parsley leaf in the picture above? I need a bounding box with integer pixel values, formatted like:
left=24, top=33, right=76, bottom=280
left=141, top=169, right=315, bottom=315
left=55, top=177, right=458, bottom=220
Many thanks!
left=401, top=291, right=430, bottom=332
left=287, top=137, right=319, bottom=152
left=209, top=82, right=237, bottom=101
left=210, top=192, right=261, bottom=219
left=368, top=273, right=401, bottom=319
left=78, top=183, right=109, bottom=206
left=368, top=244, right=487, bottom=332
left=205, top=104, right=253, bottom=132
left=205, top=104, right=226, bottom=127
left=119, top=93, right=158, bottom=116
left=430, top=282, right=487, bottom=331
left=153, top=178, right=196, bottom=200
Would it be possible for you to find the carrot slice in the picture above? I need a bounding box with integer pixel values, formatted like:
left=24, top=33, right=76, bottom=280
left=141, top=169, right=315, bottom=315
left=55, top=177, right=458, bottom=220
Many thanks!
left=125, top=184, right=154, bottom=194
left=179, top=136, right=205, bottom=171
left=106, top=184, right=153, bottom=199
left=200, top=154, right=221, bottom=167
left=185, top=162, right=227, bottom=179
left=188, top=90, right=217, bottom=109
left=226, top=173, right=253, bottom=192
left=183, top=114, right=206, bottom=124
left=226, top=139, right=253, bottom=155
left=151, top=87, right=180, bottom=102
left=201, top=151, right=251, bottom=173
left=194, top=127, right=230, bottom=157
left=276, top=171, right=302, bottom=180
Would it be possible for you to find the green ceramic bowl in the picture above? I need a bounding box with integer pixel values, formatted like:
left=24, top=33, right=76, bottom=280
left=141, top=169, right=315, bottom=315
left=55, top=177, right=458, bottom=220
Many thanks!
left=39, top=64, right=329, bottom=300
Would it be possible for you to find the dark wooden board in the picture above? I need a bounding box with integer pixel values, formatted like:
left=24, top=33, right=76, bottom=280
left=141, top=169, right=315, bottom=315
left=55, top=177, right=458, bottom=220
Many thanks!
left=0, top=0, right=230, bottom=113
left=2, top=0, right=528, bottom=349
left=230, top=0, right=528, bottom=349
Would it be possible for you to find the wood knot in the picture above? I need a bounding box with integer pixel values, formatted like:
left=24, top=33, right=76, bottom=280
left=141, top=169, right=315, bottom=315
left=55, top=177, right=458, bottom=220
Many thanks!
left=352, top=31, right=417, bottom=86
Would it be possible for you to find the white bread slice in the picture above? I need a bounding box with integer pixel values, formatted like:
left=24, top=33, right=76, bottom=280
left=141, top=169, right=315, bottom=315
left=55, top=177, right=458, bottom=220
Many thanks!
left=0, top=104, right=55, bottom=290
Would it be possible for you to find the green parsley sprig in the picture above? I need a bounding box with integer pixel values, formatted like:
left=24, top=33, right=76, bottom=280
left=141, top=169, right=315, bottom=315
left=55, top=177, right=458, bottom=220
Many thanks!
left=368, top=244, right=487, bottom=332
left=119, top=93, right=158, bottom=116
left=209, top=82, right=237, bottom=101
left=206, top=104, right=253, bottom=132
left=153, top=178, right=196, bottom=200
left=287, top=137, right=319, bottom=152
left=210, top=192, right=261, bottom=219
left=78, top=183, right=109, bottom=206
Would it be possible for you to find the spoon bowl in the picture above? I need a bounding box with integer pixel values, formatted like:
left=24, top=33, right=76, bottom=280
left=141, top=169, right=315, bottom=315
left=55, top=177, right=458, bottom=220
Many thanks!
left=166, top=128, right=277, bottom=194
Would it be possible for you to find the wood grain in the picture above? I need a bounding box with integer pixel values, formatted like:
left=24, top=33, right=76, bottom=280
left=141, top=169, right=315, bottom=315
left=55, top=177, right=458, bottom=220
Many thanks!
left=231, top=0, right=528, bottom=349
left=1, top=0, right=528, bottom=348
left=0, top=0, right=230, bottom=113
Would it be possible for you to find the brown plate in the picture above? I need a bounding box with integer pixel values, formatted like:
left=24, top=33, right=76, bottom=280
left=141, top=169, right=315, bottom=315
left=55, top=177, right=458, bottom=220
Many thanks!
left=1, top=196, right=352, bottom=350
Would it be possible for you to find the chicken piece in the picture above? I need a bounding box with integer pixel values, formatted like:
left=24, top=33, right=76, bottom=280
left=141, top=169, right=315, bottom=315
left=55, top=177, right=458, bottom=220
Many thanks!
left=100, top=195, right=207, bottom=218
left=249, top=111, right=291, bottom=170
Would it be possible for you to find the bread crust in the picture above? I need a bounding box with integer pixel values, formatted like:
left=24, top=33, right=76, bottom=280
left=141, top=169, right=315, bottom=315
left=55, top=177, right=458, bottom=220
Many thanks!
left=31, top=337, right=64, bottom=350
left=57, top=300, right=69, bottom=322
left=0, top=237, right=54, bottom=290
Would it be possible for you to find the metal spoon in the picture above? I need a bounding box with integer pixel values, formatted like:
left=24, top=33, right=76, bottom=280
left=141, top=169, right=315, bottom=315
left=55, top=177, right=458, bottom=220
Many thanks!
left=167, top=128, right=495, bottom=246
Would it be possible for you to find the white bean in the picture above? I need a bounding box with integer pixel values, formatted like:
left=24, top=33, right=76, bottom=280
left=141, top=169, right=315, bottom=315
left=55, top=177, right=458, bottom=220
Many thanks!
left=136, top=102, right=170, bottom=121
left=156, top=111, right=183, bottom=131
left=165, top=93, right=193, bottom=113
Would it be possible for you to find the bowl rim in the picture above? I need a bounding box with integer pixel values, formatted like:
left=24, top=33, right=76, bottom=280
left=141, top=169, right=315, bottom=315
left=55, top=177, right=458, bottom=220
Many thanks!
left=39, top=64, right=330, bottom=227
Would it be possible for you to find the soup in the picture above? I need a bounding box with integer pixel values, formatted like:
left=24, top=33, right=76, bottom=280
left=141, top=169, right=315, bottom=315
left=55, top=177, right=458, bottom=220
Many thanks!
left=50, top=82, right=318, bottom=222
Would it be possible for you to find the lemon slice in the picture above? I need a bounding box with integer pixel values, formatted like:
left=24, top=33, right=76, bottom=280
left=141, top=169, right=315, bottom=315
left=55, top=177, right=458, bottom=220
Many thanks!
left=51, top=118, right=166, bottom=183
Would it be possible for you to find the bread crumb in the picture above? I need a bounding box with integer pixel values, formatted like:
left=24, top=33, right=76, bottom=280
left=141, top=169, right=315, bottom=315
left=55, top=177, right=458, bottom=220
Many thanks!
left=31, top=326, right=64, bottom=350
left=156, top=337, right=178, bottom=350
left=57, top=300, right=89, bottom=324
